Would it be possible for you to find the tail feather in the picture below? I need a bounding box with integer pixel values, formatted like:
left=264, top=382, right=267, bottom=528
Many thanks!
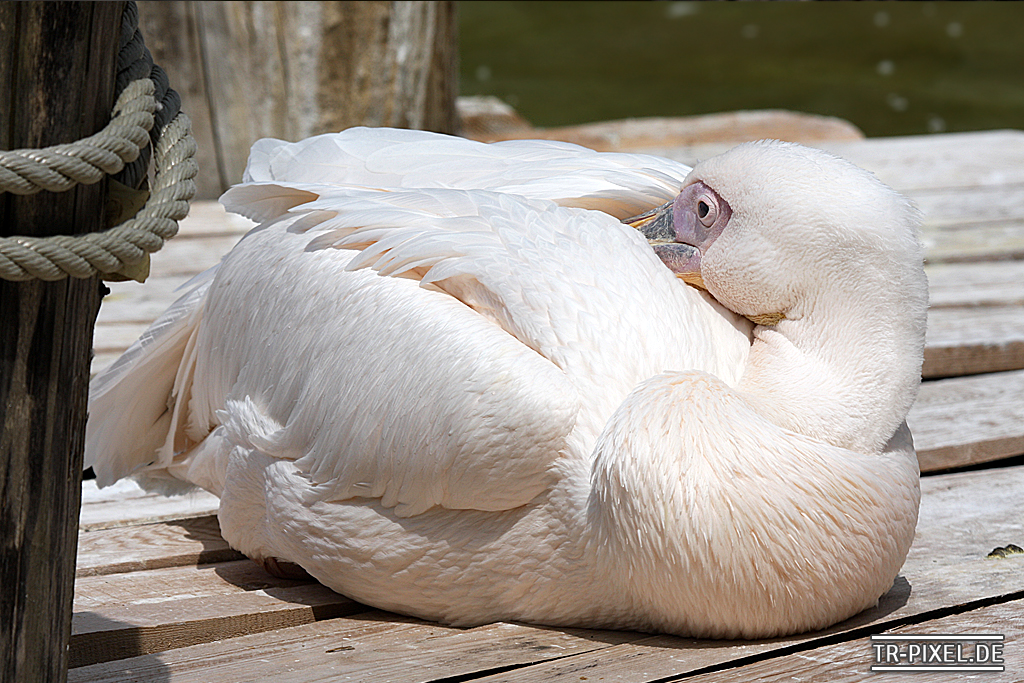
left=86, top=268, right=214, bottom=488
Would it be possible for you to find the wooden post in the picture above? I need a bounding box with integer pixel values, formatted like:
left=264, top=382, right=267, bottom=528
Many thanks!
left=138, top=0, right=459, bottom=197
left=0, top=3, right=122, bottom=681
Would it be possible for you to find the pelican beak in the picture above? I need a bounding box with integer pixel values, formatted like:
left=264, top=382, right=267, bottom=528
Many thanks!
left=624, top=201, right=706, bottom=289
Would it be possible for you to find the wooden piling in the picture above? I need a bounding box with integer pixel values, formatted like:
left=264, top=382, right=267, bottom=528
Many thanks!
left=0, top=3, right=123, bottom=681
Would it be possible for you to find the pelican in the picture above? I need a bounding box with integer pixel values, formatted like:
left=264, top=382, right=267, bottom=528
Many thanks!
left=86, top=127, right=927, bottom=639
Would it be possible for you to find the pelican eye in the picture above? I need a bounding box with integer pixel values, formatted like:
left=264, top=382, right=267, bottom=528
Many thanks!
left=696, top=193, right=718, bottom=227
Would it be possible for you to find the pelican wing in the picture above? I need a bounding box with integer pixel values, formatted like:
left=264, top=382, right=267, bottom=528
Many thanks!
left=200, top=186, right=748, bottom=516
left=168, top=201, right=584, bottom=517
left=223, top=127, right=693, bottom=223
left=88, top=130, right=750, bottom=520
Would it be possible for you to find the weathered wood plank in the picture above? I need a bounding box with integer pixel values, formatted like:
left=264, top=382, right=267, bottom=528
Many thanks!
left=926, top=261, right=1024, bottom=309
left=141, top=234, right=241, bottom=279
left=911, top=464, right=1024, bottom=565
left=823, top=131, right=1024, bottom=193
left=922, top=221, right=1024, bottom=264
left=68, top=612, right=639, bottom=682
left=71, top=583, right=362, bottom=668
left=924, top=307, right=1024, bottom=379
left=74, top=560, right=307, bottom=611
left=914, top=184, right=1024, bottom=228
left=76, top=516, right=243, bottom=578
left=68, top=613, right=425, bottom=681
left=685, top=598, right=1024, bottom=682
left=68, top=465, right=1024, bottom=682
left=80, top=480, right=219, bottom=531
left=909, top=370, right=1024, bottom=471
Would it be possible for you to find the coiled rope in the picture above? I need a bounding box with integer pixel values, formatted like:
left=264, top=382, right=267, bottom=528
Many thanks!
left=0, top=1, right=198, bottom=282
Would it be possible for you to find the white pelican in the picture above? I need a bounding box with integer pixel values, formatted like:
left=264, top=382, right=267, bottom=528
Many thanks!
left=86, top=128, right=927, bottom=639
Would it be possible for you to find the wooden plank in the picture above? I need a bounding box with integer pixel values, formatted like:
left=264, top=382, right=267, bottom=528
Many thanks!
left=68, top=611, right=639, bottom=682
left=78, top=549, right=1019, bottom=683
left=143, top=233, right=240, bottom=279
left=822, top=131, right=1024, bottom=193
left=909, top=369, right=1024, bottom=471
left=912, top=464, right=1024, bottom=565
left=74, top=560, right=308, bottom=611
left=684, top=598, right=1024, bottom=682
left=914, top=184, right=1024, bottom=229
left=922, top=220, right=1024, bottom=264
left=76, top=516, right=243, bottom=578
left=71, top=583, right=362, bottom=668
left=69, top=465, right=1024, bottom=682
left=924, top=307, right=1024, bottom=378
left=926, top=261, right=1024, bottom=308
left=466, top=560, right=1023, bottom=683
left=68, top=613, right=425, bottom=681
left=80, top=480, right=219, bottom=531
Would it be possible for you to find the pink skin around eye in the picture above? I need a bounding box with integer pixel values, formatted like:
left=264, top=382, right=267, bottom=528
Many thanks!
left=671, top=181, right=732, bottom=256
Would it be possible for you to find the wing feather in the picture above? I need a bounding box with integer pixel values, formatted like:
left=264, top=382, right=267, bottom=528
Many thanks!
left=223, top=127, right=693, bottom=224
left=89, top=128, right=751, bottom=520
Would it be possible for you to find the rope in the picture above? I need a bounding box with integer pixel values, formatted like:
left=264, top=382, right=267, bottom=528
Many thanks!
left=0, top=1, right=197, bottom=282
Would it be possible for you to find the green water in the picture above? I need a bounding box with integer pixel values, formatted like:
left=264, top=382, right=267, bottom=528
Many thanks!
left=459, top=2, right=1024, bottom=138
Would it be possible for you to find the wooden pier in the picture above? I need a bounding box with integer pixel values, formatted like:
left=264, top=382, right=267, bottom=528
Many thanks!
left=74, top=130, right=1024, bottom=682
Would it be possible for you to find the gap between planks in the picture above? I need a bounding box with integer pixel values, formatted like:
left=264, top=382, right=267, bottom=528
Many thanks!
left=683, top=598, right=1023, bottom=683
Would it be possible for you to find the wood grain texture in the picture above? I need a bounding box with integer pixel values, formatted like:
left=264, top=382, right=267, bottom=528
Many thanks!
left=654, top=131, right=1024, bottom=193
left=924, top=307, right=1024, bottom=378
left=910, top=370, right=1024, bottom=471
left=685, top=598, right=1023, bottom=682
left=79, top=479, right=219, bottom=531
left=66, top=465, right=1024, bottom=682
left=77, top=516, right=243, bottom=578
left=915, top=184, right=1024, bottom=228
left=139, top=1, right=458, bottom=197
left=71, top=583, right=363, bottom=668
left=68, top=612, right=640, bottom=682
left=926, top=260, right=1024, bottom=309
left=74, top=559, right=309, bottom=611
left=136, top=1, right=221, bottom=201
left=922, top=222, right=1024, bottom=264
left=0, top=4, right=121, bottom=681
left=823, top=131, right=1024, bottom=193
